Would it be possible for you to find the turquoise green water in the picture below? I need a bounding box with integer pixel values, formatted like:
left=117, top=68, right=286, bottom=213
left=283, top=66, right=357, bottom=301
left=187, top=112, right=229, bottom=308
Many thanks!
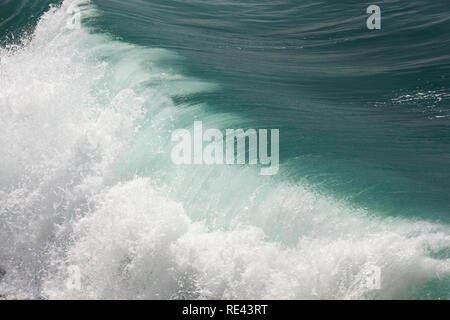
left=88, top=0, right=450, bottom=221
left=0, top=0, right=449, bottom=299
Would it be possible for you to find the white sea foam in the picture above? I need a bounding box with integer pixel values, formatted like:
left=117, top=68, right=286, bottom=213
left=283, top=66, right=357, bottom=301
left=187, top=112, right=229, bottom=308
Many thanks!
left=0, top=0, right=448, bottom=299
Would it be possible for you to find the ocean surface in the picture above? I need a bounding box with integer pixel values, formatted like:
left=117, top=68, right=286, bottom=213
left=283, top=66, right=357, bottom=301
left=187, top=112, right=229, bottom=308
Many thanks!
left=0, top=0, right=449, bottom=299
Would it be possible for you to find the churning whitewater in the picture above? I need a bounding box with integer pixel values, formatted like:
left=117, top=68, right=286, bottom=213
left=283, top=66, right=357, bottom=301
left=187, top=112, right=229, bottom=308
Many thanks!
left=0, top=0, right=449, bottom=299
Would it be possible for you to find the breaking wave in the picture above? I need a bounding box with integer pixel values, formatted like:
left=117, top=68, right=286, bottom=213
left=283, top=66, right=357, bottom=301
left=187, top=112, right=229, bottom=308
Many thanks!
left=0, top=0, right=448, bottom=300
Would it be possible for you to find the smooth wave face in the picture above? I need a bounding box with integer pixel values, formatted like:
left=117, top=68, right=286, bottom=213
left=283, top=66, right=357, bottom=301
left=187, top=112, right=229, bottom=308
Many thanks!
left=91, top=0, right=450, bottom=220
left=0, top=0, right=449, bottom=299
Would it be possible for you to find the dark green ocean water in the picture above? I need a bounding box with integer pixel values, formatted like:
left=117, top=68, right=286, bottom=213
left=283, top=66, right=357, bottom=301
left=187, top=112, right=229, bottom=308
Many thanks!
left=0, top=0, right=449, bottom=299
left=2, top=0, right=450, bottom=220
